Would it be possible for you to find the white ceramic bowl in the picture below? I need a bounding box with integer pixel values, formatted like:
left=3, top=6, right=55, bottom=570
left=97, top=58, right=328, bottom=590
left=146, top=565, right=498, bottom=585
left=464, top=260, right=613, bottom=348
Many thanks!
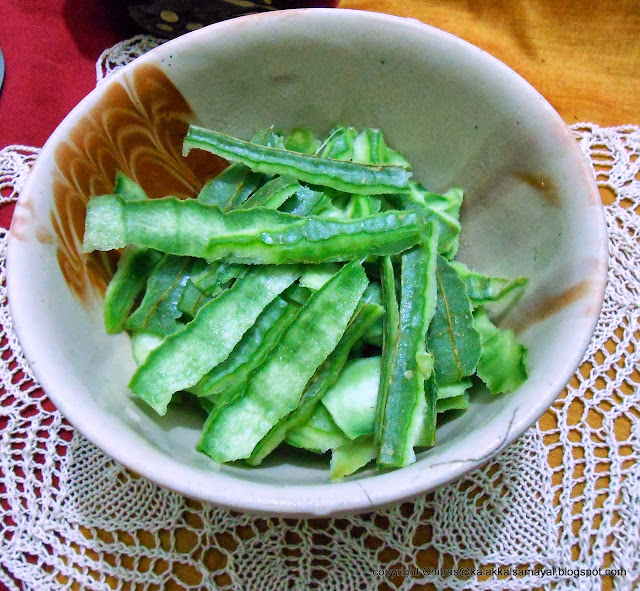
left=7, top=9, right=607, bottom=516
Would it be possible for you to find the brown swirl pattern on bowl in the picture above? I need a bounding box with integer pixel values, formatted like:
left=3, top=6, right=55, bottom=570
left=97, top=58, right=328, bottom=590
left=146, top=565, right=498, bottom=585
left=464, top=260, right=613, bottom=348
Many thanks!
left=50, top=63, right=225, bottom=303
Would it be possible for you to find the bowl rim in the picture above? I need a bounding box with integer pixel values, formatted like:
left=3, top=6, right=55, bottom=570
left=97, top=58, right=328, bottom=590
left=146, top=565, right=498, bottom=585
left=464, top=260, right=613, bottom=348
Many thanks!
left=6, top=7, right=608, bottom=516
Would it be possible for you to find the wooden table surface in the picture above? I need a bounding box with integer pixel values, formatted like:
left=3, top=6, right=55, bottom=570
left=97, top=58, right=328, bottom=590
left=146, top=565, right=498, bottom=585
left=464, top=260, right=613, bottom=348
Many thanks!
left=343, top=0, right=640, bottom=126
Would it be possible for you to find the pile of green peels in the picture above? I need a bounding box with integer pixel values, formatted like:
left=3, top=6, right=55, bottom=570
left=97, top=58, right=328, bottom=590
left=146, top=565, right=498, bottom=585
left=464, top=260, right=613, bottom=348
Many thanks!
left=83, top=124, right=529, bottom=480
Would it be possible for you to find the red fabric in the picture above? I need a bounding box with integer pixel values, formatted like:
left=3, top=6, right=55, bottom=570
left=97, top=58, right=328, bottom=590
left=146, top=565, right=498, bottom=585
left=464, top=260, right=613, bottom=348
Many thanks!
left=0, top=0, right=134, bottom=229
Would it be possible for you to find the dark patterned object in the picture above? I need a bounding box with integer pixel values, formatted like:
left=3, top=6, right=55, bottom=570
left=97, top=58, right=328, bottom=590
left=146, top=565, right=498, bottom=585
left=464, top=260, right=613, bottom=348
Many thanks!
left=117, top=0, right=340, bottom=38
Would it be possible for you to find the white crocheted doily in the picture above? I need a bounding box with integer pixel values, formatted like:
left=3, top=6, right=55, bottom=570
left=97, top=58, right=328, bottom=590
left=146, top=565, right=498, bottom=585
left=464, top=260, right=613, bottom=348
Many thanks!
left=0, top=38, right=638, bottom=591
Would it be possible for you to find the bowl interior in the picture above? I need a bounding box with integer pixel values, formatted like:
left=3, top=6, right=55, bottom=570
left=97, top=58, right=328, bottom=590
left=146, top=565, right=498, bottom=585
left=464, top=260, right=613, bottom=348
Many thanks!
left=7, top=9, right=606, bottom=515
